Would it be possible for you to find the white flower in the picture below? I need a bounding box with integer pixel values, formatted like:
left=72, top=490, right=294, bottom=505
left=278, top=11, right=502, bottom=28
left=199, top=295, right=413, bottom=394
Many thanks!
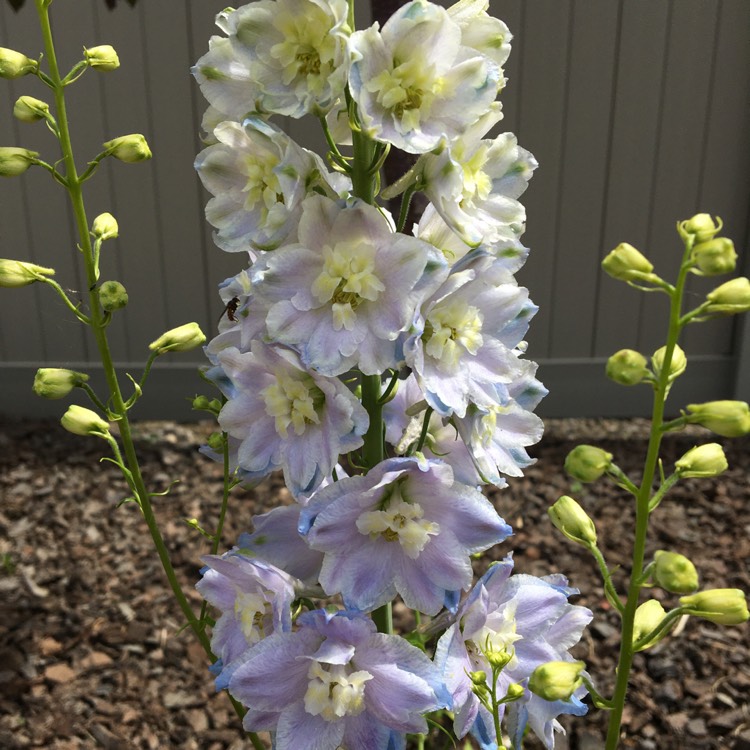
left=193, top=0, right=350, bottom=119
left=195, top=117, right=347, bottom=254
left=447, top=0, right=513, bottom=70
left=348, top=0, right=500, bottom=153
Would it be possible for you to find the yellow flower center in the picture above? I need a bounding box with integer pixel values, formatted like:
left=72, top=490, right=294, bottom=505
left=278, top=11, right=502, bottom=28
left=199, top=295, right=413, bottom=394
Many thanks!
left=261, top=371, right=323, bottom=438
left=423, top=299, right=484, bottom=371
left=311, top=240, right=385, bottom=331
left=304, top=662, right=373, bottom=722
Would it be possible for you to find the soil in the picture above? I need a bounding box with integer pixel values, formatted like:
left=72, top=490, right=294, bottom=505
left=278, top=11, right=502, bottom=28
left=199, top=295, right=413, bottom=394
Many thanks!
left=0, top=416, right=748, bottom=750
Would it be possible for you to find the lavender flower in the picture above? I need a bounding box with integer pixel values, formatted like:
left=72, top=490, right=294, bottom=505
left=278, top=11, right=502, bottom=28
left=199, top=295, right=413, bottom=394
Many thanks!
left=434, top=556, right=592, bottom=749
left=300, top=457, right=512, bottom=614
left=244, top=194, right=446, bottom=376
left=216, top=340, right=368, bottom=496
left=229, top=609, right=450, bottom=749
left=196, top=551, right=297, bottom=688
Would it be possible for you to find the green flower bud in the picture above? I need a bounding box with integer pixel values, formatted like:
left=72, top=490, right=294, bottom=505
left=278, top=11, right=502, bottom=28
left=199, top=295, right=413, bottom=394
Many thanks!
left=92, top=212, right=119, bottom=241
left=528, top=661, right=585, bottom=702
left=0, top=47, right=38, bottom=79
left=33, top=368, right=89, bottom=400
left=652, top=550, right=699, bottom=594
left=0, top=146, right=39, bottom=177
left=705, top=277, right=750, bottom=315
left=469, top=670, right=488, bottom=687
left=0, top=259, right=55, bottom=287
left=207, top=431, right=225, bottom=452
left=632, top=599, right=667, bottom=651
left=485, top=648, right=513, bottom=671
left=98, top=280, right=129, bottom=311
left=691, top=237, right=737, bottom=276
left=84, top=45, right=120, bottom=71
left=192, top=395, right=211, bottom=411
left=564, top=444, right=613, bottom=483
left=652, top=344, right=687, bottom=383
left=13, top=95, right=50, bottom=123
left=103, top=134, right=152, bottom=163
left=675, top=443, right=728, bottom=478
left=606, top=349, right=650, bottom=386
left=504, top=683, right=525, bottom=702
left=548, top=496, right=597, bottom=547
left=149, top=322, right=206, bottom=355
left=61, top=404, right=110, bottom=437
left=685, top=400, right=750, bottom=438
left=680, top=213, right=722, bottom=244
left=680, top=589, right=749, bottom=626
left=602, top=243, right=657, bottom=283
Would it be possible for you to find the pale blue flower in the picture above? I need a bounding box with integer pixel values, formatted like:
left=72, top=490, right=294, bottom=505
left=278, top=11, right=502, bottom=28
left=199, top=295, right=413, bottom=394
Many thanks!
left=299, top=457, right=511, bottom=615
left=229, top=609, right=450, bottom=749
left=405, top=252, right=537, bottom=418
left=193, top=0, right=350, bottom=118
left=415, top=202, right=529, bottom=274
left=421, top=111, right=537, bottom=247
left=196, top=551, right=296, bottom=689
left=238, top=503, right=325, bottom=584
left=195, top=117, right=346, bottom=253
left=434, top=556, right=592, bottom=749
left=348, top=0, right=500, bottom=153
left=244, top=194, right=446, bottom=376
left=216, top=341, right=368, bottom=496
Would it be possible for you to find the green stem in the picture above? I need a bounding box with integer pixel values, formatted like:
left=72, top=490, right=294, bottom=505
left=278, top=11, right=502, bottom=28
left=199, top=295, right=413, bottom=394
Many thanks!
left=34, top=3, right=263, bottom=743
left=604, top=247, right=693, bottom=749
left=590, top=544, right=624, bottom=615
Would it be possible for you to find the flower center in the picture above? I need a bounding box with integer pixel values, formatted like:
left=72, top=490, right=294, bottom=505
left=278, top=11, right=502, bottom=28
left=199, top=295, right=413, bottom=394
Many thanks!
left=465, top=601, right=522, bottom=667
left=304, top=662, right=373, bottom=722
left=365, top=57, right=442, bottom=131
left=269, top=5, right=339, bottom=93
left=423, top=299, right=484, bottom=371
left=461, top=145, right=492, bottom=206
left=261, top=371, right=323, bottom=437
left=311, top=241, right=385, bottom=331
left=242, top=151, right=282, bottom=212
left=356, top=484, right=440, bottom=558
left=234, top=591, right=271, bottom=645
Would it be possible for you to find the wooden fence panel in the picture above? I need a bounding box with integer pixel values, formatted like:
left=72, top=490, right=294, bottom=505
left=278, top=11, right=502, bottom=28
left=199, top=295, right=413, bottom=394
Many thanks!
left=0, top=0, right=747, bottom=418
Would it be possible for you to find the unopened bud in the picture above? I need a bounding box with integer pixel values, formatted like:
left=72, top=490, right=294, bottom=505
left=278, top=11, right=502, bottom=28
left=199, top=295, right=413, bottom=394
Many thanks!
left=685, top=400, right=750, bottom=438
left=0, top=146, right=39, bottom=177
left=207, top=431, right=225, bottom=452
left=485, top=648, right=513, bottom=671
left=0, top=47, right=38, bottom=79
left=691, top=238, right=737, bottom=276
left=548, top=496, right=597, bottom=547
left=705, top=277, right=750, bottom=315
left=469, top=670, right=487, bottom=687
left=652, top=344, right=686, bottom=383
left=504, top=683, right=525, bottom=702
left=13, top=95, right=49, bottom=123
left=680, top=589, right=749, bottom=626
left=84, top=45, right=120, bottom=71
left=61, top=404, right=110, bottom=437
left=652, top=550, right=699, bottom=594
left=149, top=322, right=206, bottom=355
left=528, top=661, right=585, bottom=702
left=92, top=213, right=119, bottom=241
left=675, top=443, right=727, bottom=479
left=606, top=349, right=650, bottom=386
left=192, top=395, right=211, bottom=411
left=632, top=599, right=667, bottom=651
left=103, top=134, right=152, bottom=163
left=681, top=213, right=722, bottom=244
left=0, top=259, right=55, bottom=287
left=564, top=444, right=613, bottom=483
left=602, top=243, right=657, bottom=283
left=98, top=280, right=129, bottom=311
left=33, top=368, right=89, bottom=400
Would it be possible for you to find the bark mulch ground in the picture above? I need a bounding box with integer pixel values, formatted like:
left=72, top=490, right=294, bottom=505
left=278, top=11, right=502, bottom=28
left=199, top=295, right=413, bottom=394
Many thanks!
left=1, top=417, right=748, bottom=749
